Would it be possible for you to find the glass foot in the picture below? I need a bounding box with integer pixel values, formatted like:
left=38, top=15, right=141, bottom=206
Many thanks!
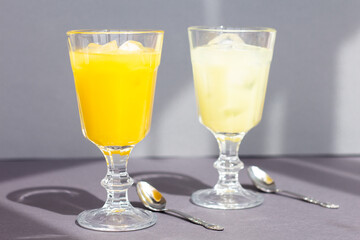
left=76, top=207, right=156, bottom=231
left=191, top=188, right=263, bottom=210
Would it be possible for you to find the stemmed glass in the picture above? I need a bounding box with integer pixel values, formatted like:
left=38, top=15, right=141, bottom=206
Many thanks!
left=67, top=29, right=163, bottom=231
left=188, top=26, right=276, bottom=209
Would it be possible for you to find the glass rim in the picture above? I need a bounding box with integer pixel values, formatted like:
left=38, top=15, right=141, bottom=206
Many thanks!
left=188, top=26, right=276, bottom=33
left=67, top=29, right=164, bottom=36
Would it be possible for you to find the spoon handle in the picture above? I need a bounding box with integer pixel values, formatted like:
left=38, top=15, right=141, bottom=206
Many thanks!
left=279, top=190, right=339, bottom=209
left=165, top=209, right=224, bottom=231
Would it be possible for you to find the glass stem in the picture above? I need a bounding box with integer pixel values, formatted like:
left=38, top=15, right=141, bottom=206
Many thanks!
left=100, top=146, right=134, bottom=210
left=213, top=133, right=246, bottom=191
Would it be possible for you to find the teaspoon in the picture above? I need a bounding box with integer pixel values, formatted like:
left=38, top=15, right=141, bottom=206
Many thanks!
left=136, top=181, right=224, bottom=231
left=247, top=166, right=339, bottom=209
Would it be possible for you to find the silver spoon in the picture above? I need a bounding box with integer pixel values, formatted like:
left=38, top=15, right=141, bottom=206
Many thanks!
left=247, top=166, right=339, bottom=209
left=136, top=181, right=224, bottom=231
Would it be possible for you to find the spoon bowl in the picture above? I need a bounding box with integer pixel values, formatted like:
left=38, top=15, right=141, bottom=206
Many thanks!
left=136, top=181, right=167, bottom=211
left=247, top=166, right=277, bottom=193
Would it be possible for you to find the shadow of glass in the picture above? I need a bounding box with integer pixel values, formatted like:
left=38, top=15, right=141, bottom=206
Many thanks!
left=0, top=203, right=75, bottom=240
left=241, top=183, right=259, bottom=192
left=132, top=171, right=211, bottom=196
left=131, top=201, right=148, bottom=210
left=290, top=155, right=360, bottom=177
left=0, top=158, right=101, bottom=183
left=7, top=186, right=103, bottom=215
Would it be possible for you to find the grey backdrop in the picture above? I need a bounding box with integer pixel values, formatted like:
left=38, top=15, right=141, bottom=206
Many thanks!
left=1, top=0, right=360, bottom=159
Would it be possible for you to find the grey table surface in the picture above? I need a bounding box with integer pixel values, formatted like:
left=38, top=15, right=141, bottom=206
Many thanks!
left=0, top=155, right=359, bottom=240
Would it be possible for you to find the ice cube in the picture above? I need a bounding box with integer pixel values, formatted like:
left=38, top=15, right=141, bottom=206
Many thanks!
left=208, top=33, right=245, bottom=48
left=101, top=40, right=118, bottom=51
left=87, top=43, right=102, bottom=50
left=119, top=40, right=144, bottom=51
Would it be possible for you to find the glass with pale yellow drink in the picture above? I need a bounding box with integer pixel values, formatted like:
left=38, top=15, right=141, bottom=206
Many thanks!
left=67, top=30, right=163, bottom=231
left=188, top=27, right=276, bottom=210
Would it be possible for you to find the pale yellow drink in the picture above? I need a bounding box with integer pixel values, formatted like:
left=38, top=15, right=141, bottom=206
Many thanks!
left=191, top=41, right=273, bottom=133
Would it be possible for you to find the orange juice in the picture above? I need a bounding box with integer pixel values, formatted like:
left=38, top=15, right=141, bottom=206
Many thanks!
left=69, top=42, right=161, bottom=146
